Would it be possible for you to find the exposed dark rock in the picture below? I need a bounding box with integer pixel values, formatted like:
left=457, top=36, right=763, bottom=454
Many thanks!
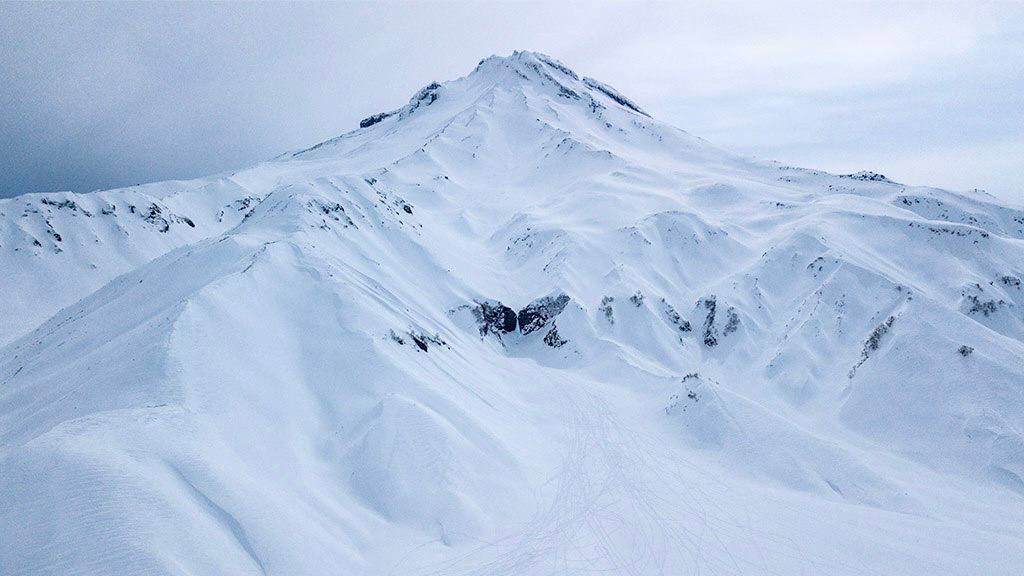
left=557, top=86, right=582, bottom=100
left=666, top=374, right=704, bottom=414
left=1000, top=275, right=1021, bottom=289
left=964, top=294, right=1003, bottom=317
left=238, top=196, right=263, bottom=210
left=582, top=77, right=650, bottom=117
left=849, top=315, right=897, bottom=378
left=518, top=294, right=570, bottom=335
left=723, top=307, right=740, bottom=336
left=306, top=199, right=356, bottom=228
left=44, top=220, right=62, bottom=243
left=840, top=171, right=892, bottom=183
left=136, top=202, right=195, bottom=232
left=360, top=112, right=392, bottom=128
left=866, top=316, right=896, bottom=351
left=143, top=203, right=170, bottom=232
left=406, top=330, right=447, bottom=353
left=697, top=295, right=738, bottom=346
left=700, top=295, right=718, bottom=347
left=599, top=296, right=614, bottom=324
left=535, top=53, right=579, bottom=80
left=410, top=333, right=429, bottom=352
left=908, top=221, right=989, bottom=240
left=629, top=290, right=644, bottom=307
left=660, top=299, right=691, bottom=332
left=40, top=198, right=86, bottom=214
left=958, top=345, right=974, bottom=357
left=413, top=82, right=442, bottom=104
left=472, top=301, right=518, bottom=337
left=807, top=255, right=833, bottom=274
left=543, top=324, right=568, bottom=348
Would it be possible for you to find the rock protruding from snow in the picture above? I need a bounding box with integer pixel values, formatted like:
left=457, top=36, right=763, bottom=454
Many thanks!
left=582, top=76, right=650, bottom=117
left=840, top=171, right=893, bottom=183
left=696, top=295, right=739, bottom=347
left=518, top=293, right=570, bottom=335
left=472, top=300, right=518, bottom=336
left=848, top=315, right=896, bottom=378
left=360, top=112, right=392, bottom=128
left=542, top=324, right=568, bottom=348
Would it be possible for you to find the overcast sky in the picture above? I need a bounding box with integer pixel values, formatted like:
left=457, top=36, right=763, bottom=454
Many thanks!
left=2, top=1, right=1022, bottom=205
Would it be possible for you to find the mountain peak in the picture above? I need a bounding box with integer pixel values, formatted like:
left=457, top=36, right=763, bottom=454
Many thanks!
left=5, top=47, right=1024, bottom=576
left=349, top=51, right=649, bottom=135
left=473, top=50, right=579, bottom=78
left=471, top=50, right=650, bottom=118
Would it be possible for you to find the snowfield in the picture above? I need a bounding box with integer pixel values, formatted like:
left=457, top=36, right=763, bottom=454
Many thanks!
left=2, top=51, right=1024, bottom=575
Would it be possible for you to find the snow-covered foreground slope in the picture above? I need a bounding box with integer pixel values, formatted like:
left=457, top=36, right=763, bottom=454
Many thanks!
left=3, top=51, right=1024, bottom=575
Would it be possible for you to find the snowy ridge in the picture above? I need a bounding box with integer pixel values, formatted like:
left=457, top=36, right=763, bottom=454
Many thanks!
left=2, top=51, right=1024, bottom=575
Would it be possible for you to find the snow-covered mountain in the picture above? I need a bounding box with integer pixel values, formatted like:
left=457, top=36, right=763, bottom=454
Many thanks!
left=3, top=51, right=1024, bottom=575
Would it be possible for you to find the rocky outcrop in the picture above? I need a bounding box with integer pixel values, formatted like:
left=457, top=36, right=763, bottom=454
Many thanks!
left=543, top=324, right=568, bottom=348
left=840, top=171, right=893, bottom=183
left=141, top=202, right=194, bottom=232
left=518, top=294, right=570, bottom=335
left=629, top=290, right=644, bottom=307
left=599, top=296, right=614, bottom=324
left=408, top=329, right=447, bottom=353
left=306, top=198, right=356, bottom=229
left=659, top=298, right=691, bottom=333
left=700, top=296, right=719, bottom=347
left=357, top=82, right=441, bottom=131
left=472, top=300, right=518, bottom=336
left=463, top=293, right=572, bottom=348
left=1001, top=275, right=1021, bottom=289
left=360, top=112, right=392, bottom=128
left=697, top=295, right=739, bottom=347
left=582, top=77, right=650, bottom=117
left=849, top=315, right=896, bottom=378
left=960, top=281, right=1013, bottom=318
left=666, top=373, right=703, bottom=414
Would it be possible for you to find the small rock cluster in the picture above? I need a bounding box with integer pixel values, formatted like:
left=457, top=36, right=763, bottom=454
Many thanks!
left=467, top=293, right=572, bottom=348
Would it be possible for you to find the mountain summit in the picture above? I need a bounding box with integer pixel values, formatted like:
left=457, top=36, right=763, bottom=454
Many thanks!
left=350, top=50, right=651, bottom=134
left=2, top=52, right=1024, bottom=575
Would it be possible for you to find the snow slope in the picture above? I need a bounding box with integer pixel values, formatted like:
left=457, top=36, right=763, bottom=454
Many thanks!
left=3, top=51, right=1024, bottom=575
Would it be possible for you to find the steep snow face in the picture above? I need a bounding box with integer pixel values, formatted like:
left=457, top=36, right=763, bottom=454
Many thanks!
left=3, top=51, right=1024, bottom=575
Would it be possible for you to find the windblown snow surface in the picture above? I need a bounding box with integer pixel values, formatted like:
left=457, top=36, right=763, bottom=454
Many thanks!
left=3, top=51, right=1024, bottom=575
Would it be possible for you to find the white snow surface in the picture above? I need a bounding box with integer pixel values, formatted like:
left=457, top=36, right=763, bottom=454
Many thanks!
left=3, top=51, right=1024, bottom=575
